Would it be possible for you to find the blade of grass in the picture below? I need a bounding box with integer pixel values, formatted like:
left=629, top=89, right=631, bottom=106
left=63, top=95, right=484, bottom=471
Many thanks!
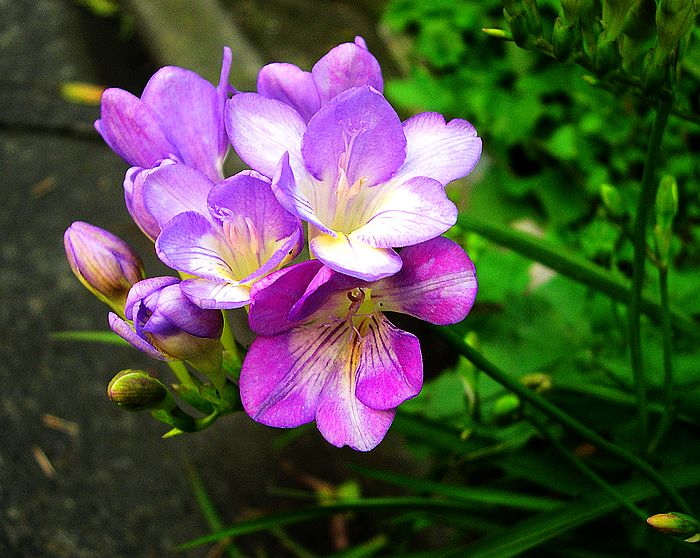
left=176, top=497, right=496, bottom=551
left=184, top=460, right=240, bottom=558
left=50, top=330, right=129, bottom=345
left=456, top=215, right=700, bottom=340
left=347, top=464, right=561, bottom=512
left=327, top=535, right=388, bottom=558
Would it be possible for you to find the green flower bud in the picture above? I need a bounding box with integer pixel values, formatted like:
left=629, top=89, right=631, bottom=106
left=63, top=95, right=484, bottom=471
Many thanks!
left=654, top=175, right=678, bottom=265
left=493, top=393, right=521, bottom=420
left=107, top=369, right=174, bottom=412
left=521, top=373, right=553, bottom=393
left=600, top=183, right=626, bottom=218
left=641, top=48, right=668, bottom=91
left=647, top=512, right=700, bottom=539
left=553, top=18, right=576, bottom=61
left=602, top=0, right=634, bottom=41
left=656, top=0, right=698, bottom=57
left=595, top=34, right=621, bottom=75
left=560, top=0, right=581, bottom=23
left=503, top=0, right=542, bottom=49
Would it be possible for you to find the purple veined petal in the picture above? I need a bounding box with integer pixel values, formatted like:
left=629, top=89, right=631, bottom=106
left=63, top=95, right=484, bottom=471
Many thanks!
left=124, top=161, right=175, bottom=241
left=355, top=315, right=422, bottom=410
left=394, top=112, right=482, bottom=186
left=155, top=212, right=236, bottom=281
left=108, top=312, right=168, bottom=361
left=141, top=67, right=222, bottom=181
left=288, top=265, right=361, bottom=323
left=124, top=276, right=179, bottom=320
left=315, top=352, right=395, bottom=451
left=207, top=171, right=304, bottom=284
left=240, top=321, right=352, bottom=428
left=248, top=260, right=324, bottom=336
left=311, top=42, right=383, bottom=105
left=271, top=153, right=334, bottom=236
left=142, top=163, right=216, bottom=230
left=181, top=277, right=252, bottom=310
left=217, top=46, right=233, bottom=158
left=350, top=176, right=458, bottom=248
left=225, top=93, right=306, bottom=179
left=373, top=236, right=478, bottom=325
left=96, top=88, right=178, bottom=168
left=302, top=86, right=405, bottom=188
left=143, top=283, right=223, bottom=338
left=257, top=62, right=321, bottom=123
left=310, top=232, right=402, bottom=282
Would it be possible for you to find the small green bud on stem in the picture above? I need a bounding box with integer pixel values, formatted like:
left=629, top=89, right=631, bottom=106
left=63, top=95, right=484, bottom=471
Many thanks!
left=647, top=512, right=700, bottom=540
left=600, top=183, right=626, bottom=218
left=107, top=369, right=174, bottom=411
left=502, top=0, right=543, bottom=49
left=654, top=175, right=678, bottom=266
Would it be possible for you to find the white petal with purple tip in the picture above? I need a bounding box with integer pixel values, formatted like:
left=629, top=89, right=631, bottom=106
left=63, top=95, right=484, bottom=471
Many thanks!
left=181, top=278, right=251, bottom=310
left=350, top=176, right=458, bottom=248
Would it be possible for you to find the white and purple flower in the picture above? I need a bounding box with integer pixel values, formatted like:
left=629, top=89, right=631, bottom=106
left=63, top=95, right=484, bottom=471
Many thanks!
left=226, top=84, right=482, bottom=281
left=96, top=48, right=232, bottom=240
left=150, top=168, right=304, bottom=309
left=240, top=237, right=477, bottom=451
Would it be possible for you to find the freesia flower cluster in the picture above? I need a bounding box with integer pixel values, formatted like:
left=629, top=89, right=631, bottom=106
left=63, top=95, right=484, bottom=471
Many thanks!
left=64, top=38, right=481, bottom=451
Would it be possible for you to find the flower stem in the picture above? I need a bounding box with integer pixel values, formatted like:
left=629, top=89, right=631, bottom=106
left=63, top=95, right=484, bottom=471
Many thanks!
left=440, top=326, right=692, bottom=515
left=456, top=215, right=700, bottom=340
left=628, top=101, right=671, bottom=454
left=167, top=360, right=196, bottom=387
left=649, top=264, right=675, bottom=453
left=221, top=311, right=239, bottom=363
left=527, top=412, right=648, bottom=522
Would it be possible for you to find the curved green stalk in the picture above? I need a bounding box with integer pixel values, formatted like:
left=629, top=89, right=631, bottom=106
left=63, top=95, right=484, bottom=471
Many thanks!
left=221, top=310, right=240, bottom=363
left=628, top=101, right=672, bottom=453
left=440, top=326, right=692, bottom=515
left=649, top=264, right=675, bottom=453
left=167, top=360, right=196, bottom=387
left=455, top=216, right=700, bottom=340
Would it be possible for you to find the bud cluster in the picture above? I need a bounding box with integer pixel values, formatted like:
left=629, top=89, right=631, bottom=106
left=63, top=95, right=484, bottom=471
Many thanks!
left=495, top=0, right=699, bottom=95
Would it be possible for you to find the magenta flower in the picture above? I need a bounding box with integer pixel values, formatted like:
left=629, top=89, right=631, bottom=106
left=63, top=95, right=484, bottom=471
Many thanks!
left=109, top=277, right=223, bottom=373
left=239, top=236, right=477, bottom=451
left=256, top=36, right=382, bottom=122
left=151, top=170, right=303, bottom=309
left=226, top=84, right=481, bottom=281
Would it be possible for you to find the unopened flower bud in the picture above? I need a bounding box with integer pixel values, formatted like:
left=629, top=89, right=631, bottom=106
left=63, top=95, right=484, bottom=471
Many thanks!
left=654, top=175, right=678, bottom=265
left=595, top=35, right=621, bottom=76
left=602, top=0, right=633, bottom=42
left=521, top=373, right=552, bottom=393
left=656, top=0, right=698, bottom=56
left=107, top=369, right=173, bottom=411
left=600, top=183, right=626, bottom=218
left=503, top=0, right=542, bottom=49
left=64, top=222, right=144, bottom=314
left=494, top=393, right=521, bottom=421
left=552, top=18, right=576, bottom=61
left=641, top=48, right=668, bottom=92
left=647, top=512, right=700, bottom=540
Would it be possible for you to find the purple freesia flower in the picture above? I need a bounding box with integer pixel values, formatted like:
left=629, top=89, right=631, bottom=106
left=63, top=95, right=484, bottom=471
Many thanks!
left=96, top=47, right=232, bottom=181
left=109, top=277, right=224, bottom=373
left=97, top=48, right=232, bottom=239
left=239, top=236, right=477, bottom=451
left=226, top=84, right=481, bottom=281
left=150, top=169, right=304, bottom=309
left=257, top=36, right=382, bottom=122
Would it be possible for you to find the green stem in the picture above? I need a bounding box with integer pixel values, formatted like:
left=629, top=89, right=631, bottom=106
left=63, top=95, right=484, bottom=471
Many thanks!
left=440, top=327, right=692, bottom=515
left=628, top=101, right=671, bottom=453
left=456, top=216, right=700, bottom=340
left=221, top=310, right=240, bottom=363
left=528, top=413, right=647, bottom=522
left=649, top=265, right=676, bottom=453
left=167, top=360, right=196, bottom=387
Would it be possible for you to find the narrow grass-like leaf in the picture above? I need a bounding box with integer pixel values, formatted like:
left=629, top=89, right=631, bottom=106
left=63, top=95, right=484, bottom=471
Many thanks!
left=177, top=498, right=486, bottom=551
left=327, top=535, right=388, bottom=558
left=50, top=330, right=129, bottom=345
left=348, top=465, right=561, bottom=512
left=447, top=464, right=700, bottom=558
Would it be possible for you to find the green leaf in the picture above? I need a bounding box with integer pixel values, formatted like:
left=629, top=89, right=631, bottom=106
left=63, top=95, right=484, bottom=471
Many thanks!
left=348, top=465, right=562, bottom=512
left=50, top=330, right=130, bottom=345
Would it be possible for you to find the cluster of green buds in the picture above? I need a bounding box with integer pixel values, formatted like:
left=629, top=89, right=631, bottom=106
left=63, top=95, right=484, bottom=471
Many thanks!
left=487, top=0, right=699, bottom=95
